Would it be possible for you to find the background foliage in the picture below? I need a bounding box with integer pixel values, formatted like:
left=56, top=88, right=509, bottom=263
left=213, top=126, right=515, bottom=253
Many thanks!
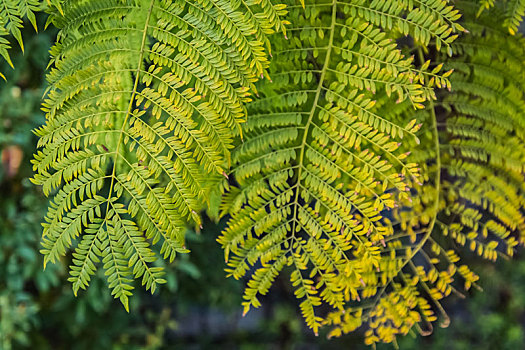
left=1, top=7, right=525, bottom=350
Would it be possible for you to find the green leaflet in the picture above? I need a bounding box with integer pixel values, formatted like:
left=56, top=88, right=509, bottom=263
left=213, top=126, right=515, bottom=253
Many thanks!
left=31, top=0, right=287, bottom=310
left=219, top=0, right=462, bottom=337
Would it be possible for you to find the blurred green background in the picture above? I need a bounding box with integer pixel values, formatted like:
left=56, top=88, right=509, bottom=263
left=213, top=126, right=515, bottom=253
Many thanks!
left=1, top=17, right=524, bottom=350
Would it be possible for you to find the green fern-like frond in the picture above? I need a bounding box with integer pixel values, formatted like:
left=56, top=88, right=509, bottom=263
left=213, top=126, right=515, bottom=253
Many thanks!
left=324, top=2, right=525, bottom=345
left=31, top=0, right=287, bottom=309
left=504, top=0, right=525, bottom=33
left=478, top=0, right=525, bottom=34
left=0, top=0, right=60, bottom=71
left=219, top=0, right=463, bottom=335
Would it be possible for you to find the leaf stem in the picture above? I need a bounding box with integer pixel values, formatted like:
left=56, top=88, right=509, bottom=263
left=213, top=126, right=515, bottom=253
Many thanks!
left=104, top=0, right=155, bottom=219
left=291, top=0, right=337, bottom=235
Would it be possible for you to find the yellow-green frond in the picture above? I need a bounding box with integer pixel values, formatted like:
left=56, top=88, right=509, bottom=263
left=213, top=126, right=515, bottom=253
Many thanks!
left=326, top=2, right=525, bottom=345
left=219, top=0, right=462, bottom=338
